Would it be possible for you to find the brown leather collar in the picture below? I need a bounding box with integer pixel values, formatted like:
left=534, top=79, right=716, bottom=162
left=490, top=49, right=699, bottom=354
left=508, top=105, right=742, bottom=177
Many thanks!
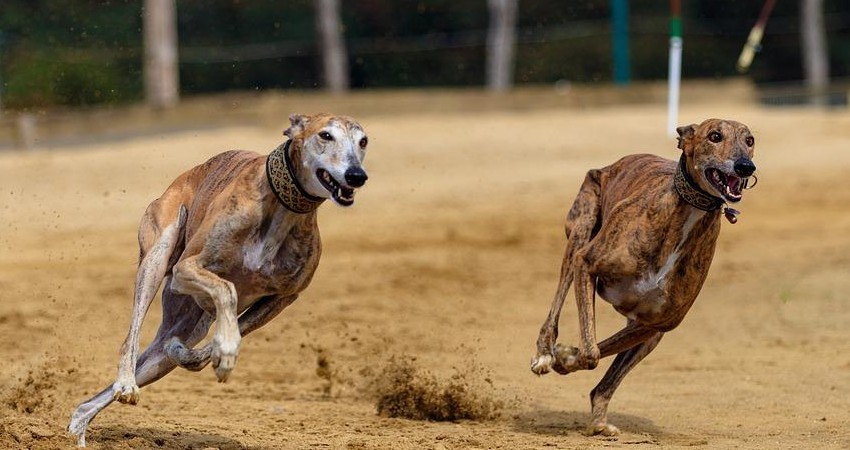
left=673, top=154, right=724, bottom=212
left=266, top=140, right=325, bottom=214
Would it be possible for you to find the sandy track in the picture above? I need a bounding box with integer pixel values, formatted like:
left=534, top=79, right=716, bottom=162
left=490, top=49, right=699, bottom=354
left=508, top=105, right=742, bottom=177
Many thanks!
left=1, top=94, right=849, bottom=449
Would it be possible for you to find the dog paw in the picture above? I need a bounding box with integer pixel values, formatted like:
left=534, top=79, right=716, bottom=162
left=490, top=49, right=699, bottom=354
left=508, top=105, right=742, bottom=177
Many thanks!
left=530, top=354, right=554, bottom=375
left=587, top=421, right=620, bottom=437
left=68, top=418, right=87, bottom=447
left=111, top=379, right=140, bottom=405
left=552, top=343, right=581, bottom=374
left=211, top=338, right=240, bottom=383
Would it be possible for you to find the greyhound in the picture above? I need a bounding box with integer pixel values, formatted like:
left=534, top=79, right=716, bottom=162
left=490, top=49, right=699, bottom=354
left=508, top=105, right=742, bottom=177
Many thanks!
left=68, top=113, right=369, bottom=447
left=531, top=118, right=757, bottom=436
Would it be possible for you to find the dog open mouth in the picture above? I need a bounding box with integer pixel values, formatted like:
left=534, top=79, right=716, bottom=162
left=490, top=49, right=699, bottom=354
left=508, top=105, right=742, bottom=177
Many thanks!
left=705, top=168, right=744, bottom=203
left=317, top=169, right=356, bottom=206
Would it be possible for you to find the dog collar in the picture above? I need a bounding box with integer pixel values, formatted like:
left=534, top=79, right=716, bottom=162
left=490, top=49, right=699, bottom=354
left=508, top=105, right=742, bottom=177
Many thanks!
left=673, top=154, right=725, bottom=212
left=673, top=155, right=743, bottom=224
left=266, top=140, right=325, bottom=214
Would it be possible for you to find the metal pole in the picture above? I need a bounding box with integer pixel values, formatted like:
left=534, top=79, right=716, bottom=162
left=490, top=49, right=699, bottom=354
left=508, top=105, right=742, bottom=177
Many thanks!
left=736, top=0, right=777, bottom=73
left=143, top=0, right=179, bottom=109
left=0, top=30, right=4, bottom=114
left=486, top=0, right=518, bottom=92
left=667, top=0, right=682, bottom=137
left=611, top=0, right=630, bottom=86
left=315, top=0, right=349, bottom=93
left=801, top=0, right=829, bottom=106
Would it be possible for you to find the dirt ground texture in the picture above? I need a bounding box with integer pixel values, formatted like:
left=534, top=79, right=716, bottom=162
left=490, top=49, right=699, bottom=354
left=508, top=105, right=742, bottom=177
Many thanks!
left=1, top=88, right=849, bottom=449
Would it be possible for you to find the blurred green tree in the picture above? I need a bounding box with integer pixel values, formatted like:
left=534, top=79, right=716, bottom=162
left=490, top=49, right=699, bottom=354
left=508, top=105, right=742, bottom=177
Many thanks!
left=0, top=0, right=848, bottom=108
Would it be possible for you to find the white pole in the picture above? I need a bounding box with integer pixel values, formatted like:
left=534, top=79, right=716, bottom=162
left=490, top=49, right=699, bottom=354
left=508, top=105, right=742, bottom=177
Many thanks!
left=486, top=0, right=518, bottom=92
left=667, top=36, right=682, bottom=137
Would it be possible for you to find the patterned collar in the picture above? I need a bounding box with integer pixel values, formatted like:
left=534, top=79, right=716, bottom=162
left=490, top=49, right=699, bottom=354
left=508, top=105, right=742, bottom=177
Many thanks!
left=673, top=154, right=725, bottom=212
left=266, top=140, right=325, bottom=214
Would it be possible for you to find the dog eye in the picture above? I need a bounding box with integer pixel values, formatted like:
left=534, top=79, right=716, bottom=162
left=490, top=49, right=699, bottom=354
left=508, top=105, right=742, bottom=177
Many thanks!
left=318, top=131, right=334, bottom=141
left=745, top=136, right=754, bottom=146
left=708, top=131, right=722, bottom=143
left=359, top=137, right=368, bottom=149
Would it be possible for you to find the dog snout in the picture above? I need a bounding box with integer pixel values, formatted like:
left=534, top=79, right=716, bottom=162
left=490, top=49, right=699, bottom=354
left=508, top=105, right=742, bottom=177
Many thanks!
left=734, top=158, right=756, bottom=177
left=344, top=167, right=368, bottom=188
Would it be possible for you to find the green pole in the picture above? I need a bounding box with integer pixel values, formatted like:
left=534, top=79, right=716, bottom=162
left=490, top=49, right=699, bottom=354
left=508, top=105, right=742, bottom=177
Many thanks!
left=611, top=0, right=630, bottom=85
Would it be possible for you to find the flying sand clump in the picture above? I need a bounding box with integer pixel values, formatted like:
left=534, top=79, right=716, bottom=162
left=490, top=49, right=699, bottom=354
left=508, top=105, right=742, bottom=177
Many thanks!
left=371, top=355, right=502, bottom=422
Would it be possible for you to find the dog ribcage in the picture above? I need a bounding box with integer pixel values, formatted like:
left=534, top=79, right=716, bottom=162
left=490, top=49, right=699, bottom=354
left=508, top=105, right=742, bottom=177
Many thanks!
left=652, top=209, right=704, bottom=285
left=242, top=212, right=295, bottom=274
left=601, top=209, right=705, bottom=319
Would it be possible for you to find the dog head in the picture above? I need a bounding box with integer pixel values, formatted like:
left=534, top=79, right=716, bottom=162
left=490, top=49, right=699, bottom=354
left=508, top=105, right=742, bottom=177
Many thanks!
left=676, top=118, right=756, bottom=203
left=284, top=113, right=368, bottom=207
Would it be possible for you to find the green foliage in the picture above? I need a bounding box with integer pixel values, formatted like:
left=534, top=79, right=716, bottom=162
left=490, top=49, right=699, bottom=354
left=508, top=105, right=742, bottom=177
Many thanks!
left=3, top=47, right=140, bottom=108
left=0, top=0, right=142, bottom=108
left=1, top=0, right=849, bottom=108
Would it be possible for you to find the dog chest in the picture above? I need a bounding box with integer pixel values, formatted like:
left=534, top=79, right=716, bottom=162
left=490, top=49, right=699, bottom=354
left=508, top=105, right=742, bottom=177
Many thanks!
left=596, top=209, right=709, bottom=321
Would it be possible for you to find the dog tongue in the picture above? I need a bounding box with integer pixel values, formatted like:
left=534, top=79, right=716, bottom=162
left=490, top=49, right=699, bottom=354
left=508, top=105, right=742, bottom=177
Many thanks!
left=727, top=176, right=742, bottom=195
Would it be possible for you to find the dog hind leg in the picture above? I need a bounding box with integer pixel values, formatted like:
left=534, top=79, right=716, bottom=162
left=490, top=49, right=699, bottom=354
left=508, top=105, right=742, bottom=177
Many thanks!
left=532, top=170, right=602, bottom=375
left=135, top=278, right=213, bottom=383
left=113, top=203, right=187, bottom=405
left=587, top=329, right=663, bottom=436
left=171, top=256, right=240, bottom=382
left=69, top=278, right=211, bottom=447
left=553, top=319, right=659, bottom=374
left=166, top=294, right=298, bottom=371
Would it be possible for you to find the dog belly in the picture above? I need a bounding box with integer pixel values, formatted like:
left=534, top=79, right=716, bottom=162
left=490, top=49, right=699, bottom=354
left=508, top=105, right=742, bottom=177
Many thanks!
left=597, top=277, right=668, bottom=320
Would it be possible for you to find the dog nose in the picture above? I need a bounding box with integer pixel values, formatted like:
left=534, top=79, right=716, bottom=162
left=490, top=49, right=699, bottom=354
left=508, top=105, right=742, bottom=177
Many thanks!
left=734, top=158, right=756, bottom=177
left=344, top=167, right=368, bottom=188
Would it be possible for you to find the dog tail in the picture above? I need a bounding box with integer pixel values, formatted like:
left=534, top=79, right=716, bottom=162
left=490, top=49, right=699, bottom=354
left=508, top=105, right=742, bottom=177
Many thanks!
left=536, top=169, right=602, bottom=354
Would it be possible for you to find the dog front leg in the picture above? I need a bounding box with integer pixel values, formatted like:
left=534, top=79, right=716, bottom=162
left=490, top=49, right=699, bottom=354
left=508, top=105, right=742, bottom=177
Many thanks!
left=166, top=294, right=298, bottom=371
left=531, top=246, right=574, bottom=375
left=171, top=256, right=240, bottom=382
left=533, top=171, right=603, bottom=376
left=568, top=264, right=601, bottom=371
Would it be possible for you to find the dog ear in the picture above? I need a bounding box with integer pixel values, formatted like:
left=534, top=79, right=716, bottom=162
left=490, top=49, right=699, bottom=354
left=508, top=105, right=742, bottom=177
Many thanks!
left=676, top=124, right=697, bottom=155
left=284, top=114, right=309, bottom=139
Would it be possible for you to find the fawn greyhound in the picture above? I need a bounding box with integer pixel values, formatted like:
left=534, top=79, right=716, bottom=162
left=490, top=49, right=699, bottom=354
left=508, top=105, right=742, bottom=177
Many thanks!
left=69, top=113, right=369, bottom=447
left=531, top=118, right=757, bottom=435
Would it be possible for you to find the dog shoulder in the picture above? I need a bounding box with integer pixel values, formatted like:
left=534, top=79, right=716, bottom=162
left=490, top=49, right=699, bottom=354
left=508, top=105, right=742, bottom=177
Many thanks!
left=595, top=154, right=678, bottom=211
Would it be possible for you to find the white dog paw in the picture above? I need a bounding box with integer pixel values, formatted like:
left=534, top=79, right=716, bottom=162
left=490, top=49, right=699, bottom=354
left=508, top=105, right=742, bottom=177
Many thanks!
left=111, top=379, right=140, bottom=405
left=211, top=338, right=239, bottom=383
left=530, top=354, right=554, bottom=375
left=68, top=418, right=87, bottom=447
left=587, top=421, right=621, bottom=436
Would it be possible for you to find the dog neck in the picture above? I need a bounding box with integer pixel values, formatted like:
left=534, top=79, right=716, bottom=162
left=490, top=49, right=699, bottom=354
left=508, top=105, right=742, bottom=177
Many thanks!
left=266, top=140, right=325, bottom=214
left=673, top=154, right=725, bottom=212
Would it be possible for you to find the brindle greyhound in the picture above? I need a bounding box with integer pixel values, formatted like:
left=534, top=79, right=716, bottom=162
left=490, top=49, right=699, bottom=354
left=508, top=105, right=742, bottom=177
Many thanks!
left=69, top=113, right=369, bottom=447
left=531, top=118, right=757, bottom=436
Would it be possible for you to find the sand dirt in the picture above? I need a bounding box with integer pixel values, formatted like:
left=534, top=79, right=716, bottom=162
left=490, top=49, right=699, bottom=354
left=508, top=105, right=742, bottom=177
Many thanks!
left=1, top=89, right=849, bottom=449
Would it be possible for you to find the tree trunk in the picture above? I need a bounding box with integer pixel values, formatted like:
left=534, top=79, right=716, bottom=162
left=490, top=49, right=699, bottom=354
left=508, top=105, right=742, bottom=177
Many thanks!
left=801, top=0, right=829, bottom=106
left=143, top=0, right=179, bottom=109
left=486, top=0, right=518, bottom=92
left=315, top=0, right=349, bottom=93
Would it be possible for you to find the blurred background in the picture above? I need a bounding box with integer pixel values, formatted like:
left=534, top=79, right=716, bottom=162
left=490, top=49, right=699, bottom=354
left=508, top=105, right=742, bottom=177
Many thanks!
left=0, top=0, right=847, bottom=113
